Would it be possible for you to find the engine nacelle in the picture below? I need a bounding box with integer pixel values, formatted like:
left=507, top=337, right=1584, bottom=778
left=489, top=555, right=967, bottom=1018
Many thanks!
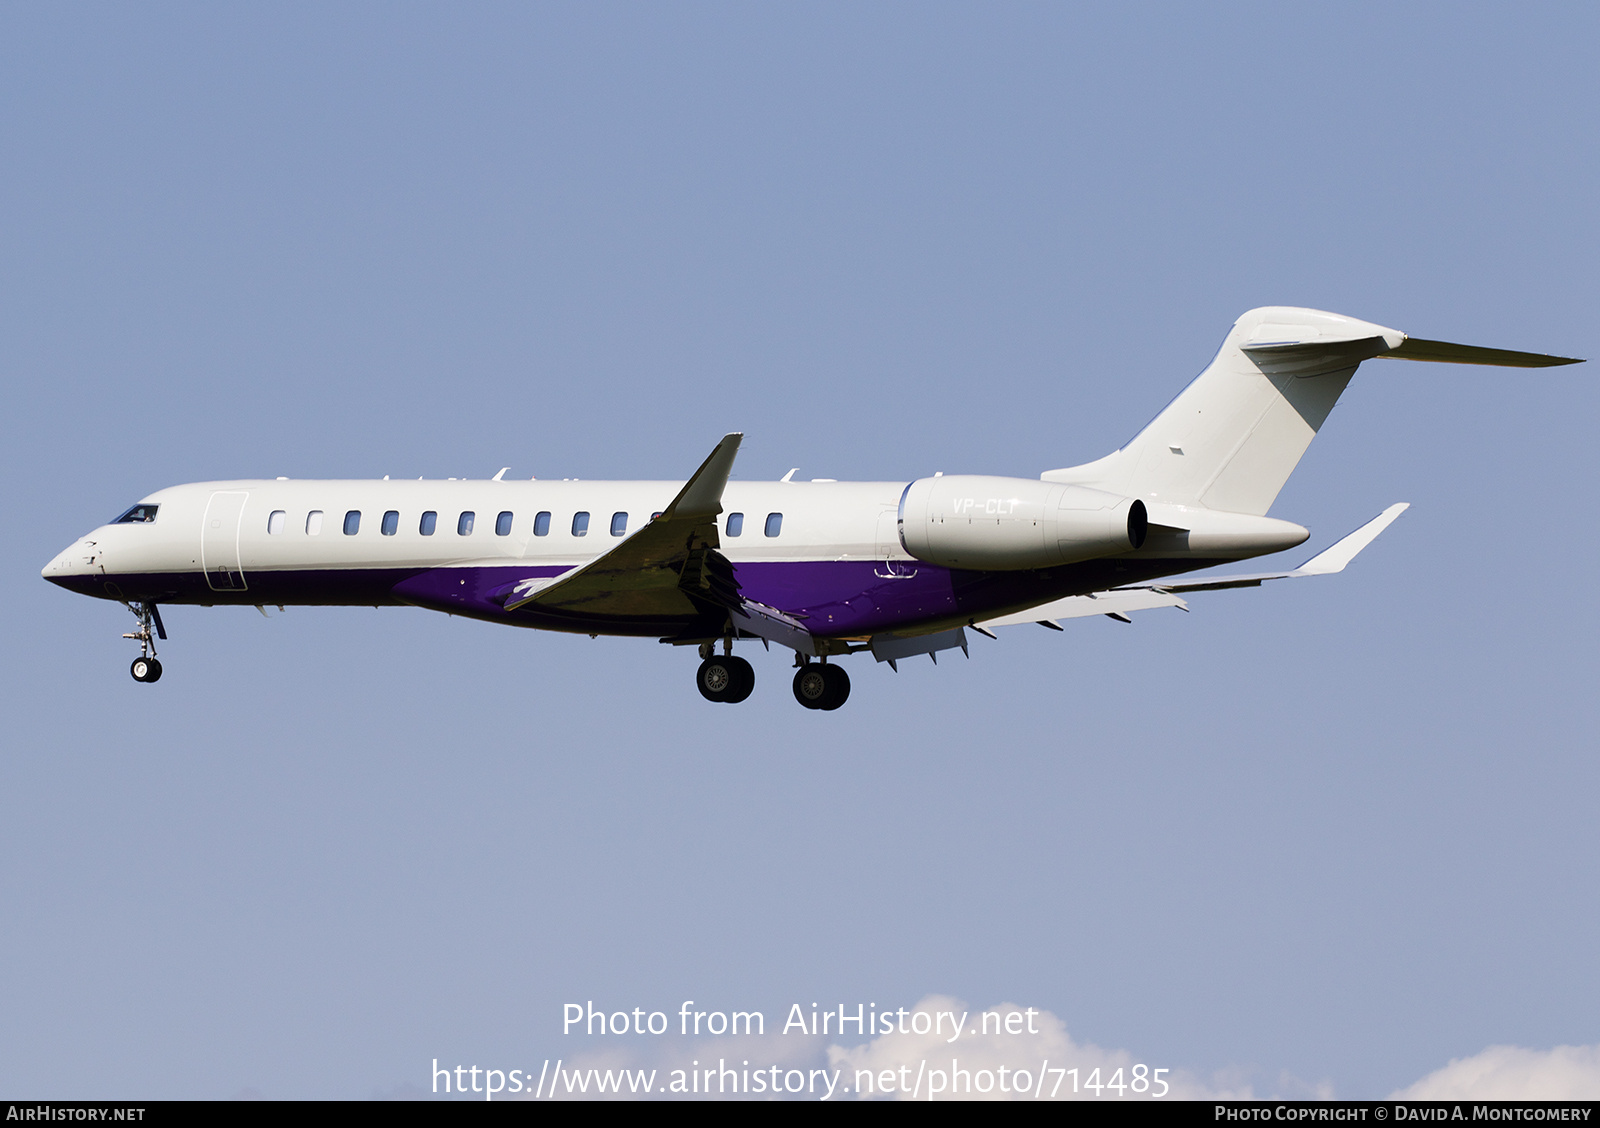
left=898, top=475, right=1147, bottom=571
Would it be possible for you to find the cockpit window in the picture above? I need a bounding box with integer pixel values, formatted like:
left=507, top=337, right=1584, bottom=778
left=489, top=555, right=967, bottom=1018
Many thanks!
left=114, top=504, right=159, bottom=524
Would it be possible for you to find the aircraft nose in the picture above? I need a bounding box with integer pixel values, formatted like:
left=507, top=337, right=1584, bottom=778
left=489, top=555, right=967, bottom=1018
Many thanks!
left=42, top=537, right=103, bottom=590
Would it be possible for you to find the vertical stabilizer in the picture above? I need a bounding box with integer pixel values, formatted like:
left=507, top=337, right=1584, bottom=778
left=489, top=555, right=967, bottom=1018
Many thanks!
left=1043, top=307, right=1404, bottom=516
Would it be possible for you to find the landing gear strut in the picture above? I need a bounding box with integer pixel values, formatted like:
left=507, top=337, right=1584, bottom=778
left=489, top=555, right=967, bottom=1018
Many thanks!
left=124, top=602, right=165, bottom=683
left=792, top=660, right=849, bottom=711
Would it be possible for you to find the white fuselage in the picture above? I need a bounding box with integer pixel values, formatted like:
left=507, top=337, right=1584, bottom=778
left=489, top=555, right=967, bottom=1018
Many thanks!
left=45, top=478, right=910, bottom=583
left=43, top=473, right=1308, bottom=643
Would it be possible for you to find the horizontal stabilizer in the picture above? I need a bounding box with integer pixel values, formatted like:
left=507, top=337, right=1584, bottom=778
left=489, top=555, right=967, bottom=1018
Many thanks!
left=1380, top=338, right=1582, bottom=368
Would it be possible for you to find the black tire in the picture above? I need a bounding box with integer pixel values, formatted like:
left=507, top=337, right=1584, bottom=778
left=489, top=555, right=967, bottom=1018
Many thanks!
left=818, top=664, right=850, bottom=710
left=145, top=658, right=163, bottom=682
left=793, top=665, right=830, bottom=709
left=724, top=656, right=755, bottom=703
left=697, top=657, right=738, bottom=703
left=130, top=657, right=153, bottom=682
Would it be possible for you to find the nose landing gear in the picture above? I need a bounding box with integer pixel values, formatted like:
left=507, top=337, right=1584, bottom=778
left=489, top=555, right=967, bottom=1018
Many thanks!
left=122, top=602, right=166, bottom=684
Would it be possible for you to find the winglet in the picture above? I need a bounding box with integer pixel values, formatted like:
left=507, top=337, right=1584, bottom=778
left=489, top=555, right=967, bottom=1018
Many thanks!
left=660, top=433, right=743, bottom=521
left=1293, top=502, right=1409, bottom=575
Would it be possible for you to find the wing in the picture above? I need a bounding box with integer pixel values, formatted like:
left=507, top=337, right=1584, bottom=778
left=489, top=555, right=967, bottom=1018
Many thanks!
left=503, top=433, right=743, bottom=619
left=1125, top=502, right=1408, bottom=593
left=974, top=502, right=1407, bottom=632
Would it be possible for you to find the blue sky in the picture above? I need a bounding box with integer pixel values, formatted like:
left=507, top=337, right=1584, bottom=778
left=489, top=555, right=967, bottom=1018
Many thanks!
left=3, top=2, right=1596, bottom=1099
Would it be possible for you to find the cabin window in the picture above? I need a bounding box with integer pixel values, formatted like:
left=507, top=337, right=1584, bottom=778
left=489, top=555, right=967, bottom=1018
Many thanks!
left=381, top=510, right=399, bottom=536
left=726, top=512, right=744, bottom=537
left=457, top=511, right=475, bottom=535
left=267, top=510, right=286, bottom=535
left=533, top=511, right=551, bottom=536
left=419, top=511, right=437, bottom=535
left=343, top=510, right=361, bottom=535
left=571, top=511, right=590, bottom=537
left=765, top=512, right=783, bottom=537
left=114, top=504, right=159, bottom=524
left=496, top=511, right=513, bottom=536
left=610, top=511, right=628, bottom=536
left=306, top=510, right=324, bottom=535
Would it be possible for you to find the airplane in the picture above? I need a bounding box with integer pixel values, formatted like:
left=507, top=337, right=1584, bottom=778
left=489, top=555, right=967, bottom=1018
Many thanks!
left=42, top=307, right=1581, bottom=709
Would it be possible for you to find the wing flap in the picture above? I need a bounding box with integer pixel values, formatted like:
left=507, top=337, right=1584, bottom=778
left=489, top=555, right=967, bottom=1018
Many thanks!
left=871, top=627, right=969, bottom=666
left=978, top=589, right=1188, bottom=629
left=730, top=600, right=818, bottom=656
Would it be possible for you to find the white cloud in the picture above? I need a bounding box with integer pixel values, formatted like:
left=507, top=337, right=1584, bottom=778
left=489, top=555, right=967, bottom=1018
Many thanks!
left=492, top=998, right=1600, bottom=1102
left=1392, top=1044, right=1600, bottom=1100
left=826, top=994, right=1250, bottom=1101
left=504, top=996, right=1252, bottom=1101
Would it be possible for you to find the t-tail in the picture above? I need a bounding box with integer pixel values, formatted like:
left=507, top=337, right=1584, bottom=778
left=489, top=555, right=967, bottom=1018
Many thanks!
left=1043, top=306, right=1582, bottom=516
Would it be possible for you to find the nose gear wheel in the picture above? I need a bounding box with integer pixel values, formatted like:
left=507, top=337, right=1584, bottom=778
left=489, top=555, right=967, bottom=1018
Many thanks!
left=122, top=601, right=166, bottom=683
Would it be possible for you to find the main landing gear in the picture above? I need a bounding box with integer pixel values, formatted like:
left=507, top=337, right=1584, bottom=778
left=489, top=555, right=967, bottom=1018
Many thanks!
left=792, top=660, right=850, bottom=711
left=696, top=649, right=755, bottom=704
left=123, top=602, right=165, bottom=683
left=692, top=641, right=853, bottom=709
